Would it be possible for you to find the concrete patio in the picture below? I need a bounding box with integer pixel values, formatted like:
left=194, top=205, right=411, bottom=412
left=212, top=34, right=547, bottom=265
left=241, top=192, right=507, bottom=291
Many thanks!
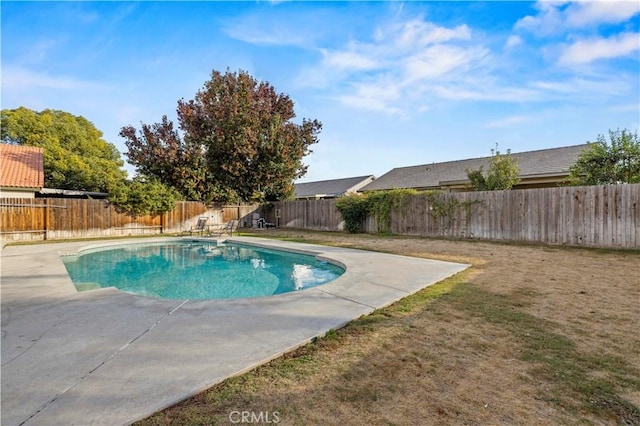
left=1, top=237, right=469, bottom=425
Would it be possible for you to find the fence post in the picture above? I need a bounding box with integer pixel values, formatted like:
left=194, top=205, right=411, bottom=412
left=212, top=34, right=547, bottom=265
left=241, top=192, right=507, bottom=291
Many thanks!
left=43, top=198, right=48, bottom=241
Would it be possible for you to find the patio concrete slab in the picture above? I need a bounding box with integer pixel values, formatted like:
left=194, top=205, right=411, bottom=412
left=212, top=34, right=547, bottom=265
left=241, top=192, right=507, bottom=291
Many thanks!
left=1, top=237, right=469, bottom=426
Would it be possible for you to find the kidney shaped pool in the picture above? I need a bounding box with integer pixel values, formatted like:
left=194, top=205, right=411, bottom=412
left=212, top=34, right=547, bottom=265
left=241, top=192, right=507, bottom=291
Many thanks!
left=62, top=240, right=344, bottom=300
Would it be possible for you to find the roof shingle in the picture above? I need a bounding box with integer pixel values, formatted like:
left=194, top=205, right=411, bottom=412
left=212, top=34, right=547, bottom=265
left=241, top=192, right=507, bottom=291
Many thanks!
left=361, top=144, right=589, bottom=191
left=0, top=144, right=45, bottom=189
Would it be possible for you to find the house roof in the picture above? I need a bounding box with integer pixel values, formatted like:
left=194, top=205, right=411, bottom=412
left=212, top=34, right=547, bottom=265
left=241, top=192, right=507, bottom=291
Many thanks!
left=361, top=144, right=589, bottom=191
left=0, top=143, right=45, bottom=189
left=294, top=175, right=375, bottom=199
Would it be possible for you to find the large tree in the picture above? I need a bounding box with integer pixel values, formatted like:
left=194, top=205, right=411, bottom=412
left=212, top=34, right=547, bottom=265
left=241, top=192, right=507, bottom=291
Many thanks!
left=122, top=69, right=322, bottom=202
left=119, top=116, right=216, bottom=202
left=1, top=107, right=127, bottom=192
left=567, top=129, right=640, bottom=185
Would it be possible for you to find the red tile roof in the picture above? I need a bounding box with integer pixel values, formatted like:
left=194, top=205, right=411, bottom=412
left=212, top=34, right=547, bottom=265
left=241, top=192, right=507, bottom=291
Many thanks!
left=0, top=144, right=45, bottom=189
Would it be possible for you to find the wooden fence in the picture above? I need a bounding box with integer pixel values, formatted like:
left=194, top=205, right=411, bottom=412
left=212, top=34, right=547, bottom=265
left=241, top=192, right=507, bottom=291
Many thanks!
left=0, top=198, right=260, bottom=242
left=266, top=184, right=640, bottom=248
left=3, top=185, right=638, bottom=248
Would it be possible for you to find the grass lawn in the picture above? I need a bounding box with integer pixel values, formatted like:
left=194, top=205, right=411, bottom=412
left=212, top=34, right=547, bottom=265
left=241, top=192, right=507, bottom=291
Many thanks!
left=137, top=230, right=640, bottom=425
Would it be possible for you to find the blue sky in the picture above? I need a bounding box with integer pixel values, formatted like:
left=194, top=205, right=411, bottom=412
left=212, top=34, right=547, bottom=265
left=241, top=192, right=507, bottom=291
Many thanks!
left=2, top=1, right=639, bottom=182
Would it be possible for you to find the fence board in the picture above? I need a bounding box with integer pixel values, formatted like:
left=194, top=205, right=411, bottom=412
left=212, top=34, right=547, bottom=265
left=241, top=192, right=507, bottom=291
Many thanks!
left=267, top=184, right=639, bottom=248
left=3, top=185, right=637, bottom=248
left=0, top=198, right=259, bottom=242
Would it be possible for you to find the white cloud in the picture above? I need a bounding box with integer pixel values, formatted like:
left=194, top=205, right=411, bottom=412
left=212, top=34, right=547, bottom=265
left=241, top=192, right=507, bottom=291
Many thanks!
left=515, top=0, right=640, bottom=35
left=379, top=18, right=471, bottom=48
left=485, top=115, right=534, bottom=128
left=294, top=6, right=638, bottom=117
left=564, top=1, right=640, bottom=27
left=298, top=16, right=487, bottom=115
left=608, top=103, right=640, bottom=113
left=338, top=94, right=404, bottom=115
left=530, top=76, right=631, bottom=98
left=222, top=9, right=330, bottom=48
left=559, top=32, right=640, bottom=65
left=431, top=72, right=631, bottom=104
left=505, top=35, right=523, bottom=49
left=224, top=24, right=309, bottom=47
left=514, top=1, right=566, bottom=36
left=320, top=48, right=379, bottom=71
left=404, top=45, right=488, bottom=81
left=2, top=66, right=109, bottom=91
left=337, top=79, right=404, bottom=115
left=432, top=83, right=542, bottom=103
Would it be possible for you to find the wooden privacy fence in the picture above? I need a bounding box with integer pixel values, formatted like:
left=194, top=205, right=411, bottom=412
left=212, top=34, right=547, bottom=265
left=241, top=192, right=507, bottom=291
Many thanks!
left=0, top=198, right=260, bottom=242
left=267, top=184, right=640, bottom=248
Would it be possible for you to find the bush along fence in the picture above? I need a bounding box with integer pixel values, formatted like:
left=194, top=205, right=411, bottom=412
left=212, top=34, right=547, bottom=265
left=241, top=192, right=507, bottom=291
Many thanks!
left=265, top=184, right=640, bottom=249
left=0, top=198, right=260, bottom=242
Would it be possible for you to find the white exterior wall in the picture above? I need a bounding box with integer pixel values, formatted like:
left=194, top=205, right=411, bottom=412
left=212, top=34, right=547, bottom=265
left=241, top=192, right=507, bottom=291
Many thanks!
left=0, top=187, right=36, bottom=198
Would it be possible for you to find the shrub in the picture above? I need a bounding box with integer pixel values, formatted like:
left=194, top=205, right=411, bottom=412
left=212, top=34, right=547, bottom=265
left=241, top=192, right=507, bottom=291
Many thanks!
left=109, top=178, right=182, bottom=216
left=335, top=194, right=369, bottom=233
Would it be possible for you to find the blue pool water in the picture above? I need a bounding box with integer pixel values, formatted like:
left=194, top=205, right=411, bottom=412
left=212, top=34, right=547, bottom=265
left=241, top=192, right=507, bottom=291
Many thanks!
left=62, top=241, right=344, bottom=300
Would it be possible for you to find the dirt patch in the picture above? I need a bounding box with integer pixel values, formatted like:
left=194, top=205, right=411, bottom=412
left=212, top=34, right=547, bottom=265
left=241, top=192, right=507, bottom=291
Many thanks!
left=139, top=231, right=640, bottom=425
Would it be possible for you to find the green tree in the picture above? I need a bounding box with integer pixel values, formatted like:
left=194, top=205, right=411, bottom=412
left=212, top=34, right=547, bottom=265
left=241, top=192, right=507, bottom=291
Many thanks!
left=567, top=129, right=640, bottom=185
left=1, top=107, right=127, bottom=192
left=108, top=177, right=182, bottom=216
left=466, top=147, right=520, bottom=191
left=122, top=69, right=322, bottom=202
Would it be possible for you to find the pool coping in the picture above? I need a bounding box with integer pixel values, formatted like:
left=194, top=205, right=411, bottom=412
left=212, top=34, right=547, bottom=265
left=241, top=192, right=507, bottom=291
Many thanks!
left=1, top=236, right=469, bottom=426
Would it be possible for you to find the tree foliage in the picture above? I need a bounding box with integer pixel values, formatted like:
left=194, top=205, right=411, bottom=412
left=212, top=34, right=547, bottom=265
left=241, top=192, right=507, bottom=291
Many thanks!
left=119, top=116, right=216, bottom=201
left=121, top=69, right=322, bottom=202
left=567, top=129, right=640, bottom=185
left=108, top=177, right=182, bottom=216
left=1, top=107, right=127, bottom=192
left=466, top=148, right=520, bottom=191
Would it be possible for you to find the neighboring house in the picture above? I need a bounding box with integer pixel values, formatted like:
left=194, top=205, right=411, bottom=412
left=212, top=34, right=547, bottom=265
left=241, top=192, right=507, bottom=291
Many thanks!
left=294, top=175, right=375, bottom=199
left=0, top=143, right=45, bottom=198
left=360, top=144, right=589, bottom=193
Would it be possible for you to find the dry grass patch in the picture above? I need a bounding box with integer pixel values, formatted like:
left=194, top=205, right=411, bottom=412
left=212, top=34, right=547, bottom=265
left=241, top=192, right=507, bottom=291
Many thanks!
left=137, top=230, right=640, bottom=425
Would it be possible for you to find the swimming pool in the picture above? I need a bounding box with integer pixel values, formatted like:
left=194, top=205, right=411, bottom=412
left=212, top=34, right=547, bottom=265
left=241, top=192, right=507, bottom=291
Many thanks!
left=62, top=241, right=344, bottom=300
